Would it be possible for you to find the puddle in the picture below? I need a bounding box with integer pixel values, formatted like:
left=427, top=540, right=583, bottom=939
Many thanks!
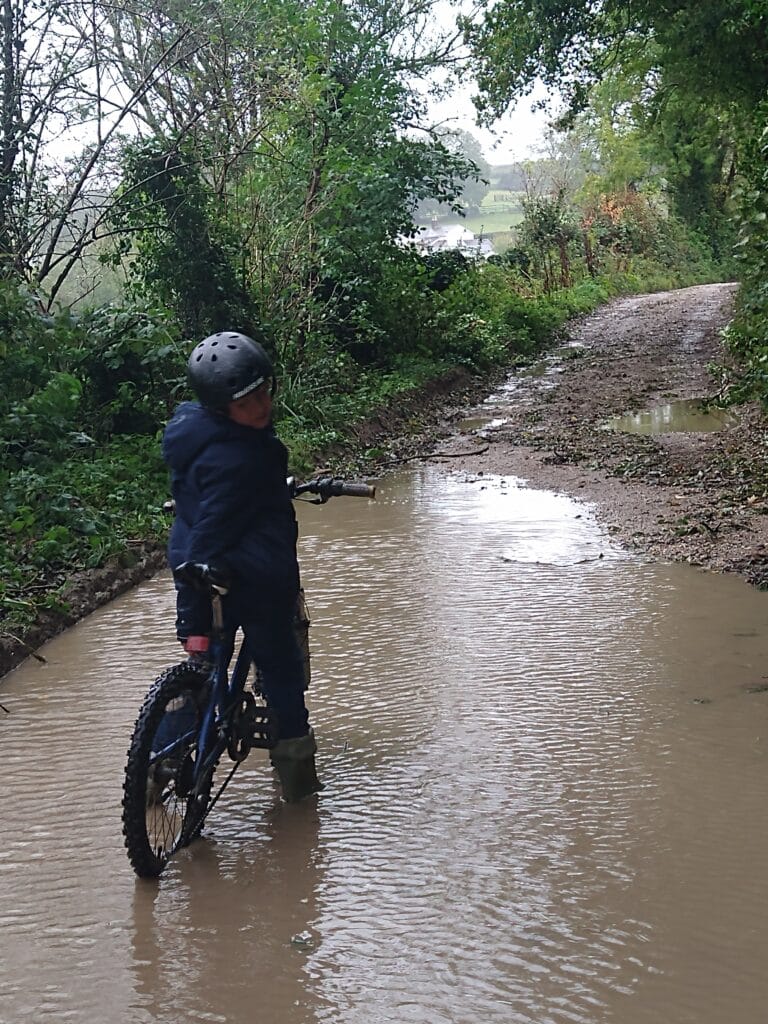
left=459, top=416, right=509, bottom=434
left=605, top=398, right=735, bottom=435
left=3, top=466, right=768, bottom=1024
left=519, top=358, right=550, bottom=377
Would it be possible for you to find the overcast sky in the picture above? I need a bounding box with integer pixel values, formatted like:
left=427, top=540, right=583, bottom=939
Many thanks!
left=422, top=0, right=564, bottom=164
left=428, top=80, right=556, bottom=164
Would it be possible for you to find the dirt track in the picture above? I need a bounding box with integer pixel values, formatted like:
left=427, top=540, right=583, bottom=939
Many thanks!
left=423, top=282, right=768, bottom=587
left=3, top=282, right=764, bottom=679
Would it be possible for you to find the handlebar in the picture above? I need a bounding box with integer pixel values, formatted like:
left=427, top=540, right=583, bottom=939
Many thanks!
left=288, top=475, right=376, bottom=503
left=163, top=476, right=376, bottom=516
left=169, top=476, right=374, bottom=601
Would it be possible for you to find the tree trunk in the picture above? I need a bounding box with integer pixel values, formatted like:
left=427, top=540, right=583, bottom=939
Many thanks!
left=0, top=0, right=20, bottom=273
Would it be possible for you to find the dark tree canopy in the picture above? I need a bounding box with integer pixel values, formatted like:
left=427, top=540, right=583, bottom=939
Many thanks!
left=462, top=0, right=768, bottom=124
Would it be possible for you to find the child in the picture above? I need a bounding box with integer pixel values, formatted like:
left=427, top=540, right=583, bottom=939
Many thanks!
left=161, top=330, right=321, bottom=802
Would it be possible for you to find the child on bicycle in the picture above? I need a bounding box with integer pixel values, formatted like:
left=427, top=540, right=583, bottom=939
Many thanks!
left=161, top=330, right=321, bottom=803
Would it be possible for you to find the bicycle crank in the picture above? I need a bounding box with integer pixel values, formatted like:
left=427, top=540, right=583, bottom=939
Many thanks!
left=226, top=692, right=277, bottom=761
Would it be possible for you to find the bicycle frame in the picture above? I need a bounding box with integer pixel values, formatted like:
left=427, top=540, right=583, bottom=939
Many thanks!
left=195, top=589, right=237, bottom=773
left=146, top=590, right=268, bottom=811
left=124, top=474, right=376, bottom=877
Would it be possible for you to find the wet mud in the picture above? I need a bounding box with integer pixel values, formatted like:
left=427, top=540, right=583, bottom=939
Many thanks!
left=417, top=283, right=768, bottom=588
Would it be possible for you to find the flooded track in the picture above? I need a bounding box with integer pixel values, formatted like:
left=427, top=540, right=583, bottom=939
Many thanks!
left=2, top=465, right=768, bottom=1023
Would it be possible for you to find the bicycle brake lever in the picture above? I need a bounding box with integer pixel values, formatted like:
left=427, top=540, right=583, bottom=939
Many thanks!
left=174, top=561, right=232, bottom=594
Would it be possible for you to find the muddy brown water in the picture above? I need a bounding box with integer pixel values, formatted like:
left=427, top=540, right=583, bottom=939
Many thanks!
left=605, top=399, right=735, bottom=435
left=2, top=466, right=768, bottom=1024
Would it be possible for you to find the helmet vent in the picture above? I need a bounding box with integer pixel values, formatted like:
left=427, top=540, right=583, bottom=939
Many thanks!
left=211, top=354, right=218, bottom=361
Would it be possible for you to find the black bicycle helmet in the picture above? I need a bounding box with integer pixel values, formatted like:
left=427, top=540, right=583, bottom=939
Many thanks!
left=187, top=331, right=275, bottom=410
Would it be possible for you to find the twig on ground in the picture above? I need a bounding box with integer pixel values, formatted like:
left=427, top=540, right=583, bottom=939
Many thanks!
left=0, top=632, right=47, bottom=664
left=385, top=446, right=489, bottom=465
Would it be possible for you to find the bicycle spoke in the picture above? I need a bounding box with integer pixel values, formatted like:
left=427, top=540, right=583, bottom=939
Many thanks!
left=122, top=663, right=216, bottom=878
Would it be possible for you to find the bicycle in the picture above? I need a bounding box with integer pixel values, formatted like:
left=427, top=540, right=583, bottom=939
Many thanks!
left=121, top=475, right=375, bottom=879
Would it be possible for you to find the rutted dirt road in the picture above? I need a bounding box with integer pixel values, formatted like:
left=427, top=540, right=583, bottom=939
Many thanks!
left=422, top=282, right=768, bottom=587
left=3, top=282, right=764, bottom=680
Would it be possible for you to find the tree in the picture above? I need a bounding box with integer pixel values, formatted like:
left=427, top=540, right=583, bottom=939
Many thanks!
left=0, top=0, right=225, bottom=303
left=0, top=0, right=477, bottom=317
left=518, top=187, right=579, bottom=290
left=461, top=0, right=758, bottom=268
left=109, top=142, right=259, bottom=338
left=0, top=0, right=102, bottom=282
left=443, top=128, right=490, bottom=210
left=414, top=127, right=489, bottom=219
left=91, top=0, right=480, bottom=371
left=461, top=1, right=768, bottom=127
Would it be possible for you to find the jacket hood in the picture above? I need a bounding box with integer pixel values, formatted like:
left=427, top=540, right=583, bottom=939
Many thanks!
left=162, top=401, right=235, bottom=473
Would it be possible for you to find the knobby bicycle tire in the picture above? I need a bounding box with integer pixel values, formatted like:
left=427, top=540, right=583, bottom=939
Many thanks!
left=122, top=661, right=218, bottom=878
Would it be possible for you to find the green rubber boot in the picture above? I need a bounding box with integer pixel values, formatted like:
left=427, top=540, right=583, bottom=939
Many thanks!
left=271, top=729, right=323, bottom=803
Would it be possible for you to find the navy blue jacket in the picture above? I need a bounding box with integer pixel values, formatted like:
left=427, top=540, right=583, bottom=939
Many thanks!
left=162, top=401, right=300, bottom=638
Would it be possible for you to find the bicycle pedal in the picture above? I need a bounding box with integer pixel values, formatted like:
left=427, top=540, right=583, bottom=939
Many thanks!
left=227, top=693, right=277, bottom=760
left=248, top=704, right=278, bottom=749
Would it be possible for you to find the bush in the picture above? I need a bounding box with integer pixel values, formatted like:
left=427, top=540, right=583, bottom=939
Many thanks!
left=1, top=435, right=169, bottom=629
left=720, top=113, right=768, bottom=405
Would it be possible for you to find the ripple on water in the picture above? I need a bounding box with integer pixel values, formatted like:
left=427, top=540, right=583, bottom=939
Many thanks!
left=2, top=466, right=768, bottom=1024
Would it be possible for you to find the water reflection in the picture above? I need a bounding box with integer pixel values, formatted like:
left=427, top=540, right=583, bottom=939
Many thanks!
left=459, top=415, right=509, bottom=434
left=605, top=399, right=735, bottom=435
left=1, top=466, right=768, bottom=1023
left=129, top=801, right=326, bottom=1024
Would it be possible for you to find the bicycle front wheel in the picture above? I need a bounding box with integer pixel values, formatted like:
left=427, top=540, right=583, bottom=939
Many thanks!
left=122, top=662, right=216, bottom=879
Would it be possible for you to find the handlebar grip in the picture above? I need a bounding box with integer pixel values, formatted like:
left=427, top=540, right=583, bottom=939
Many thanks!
left=289, top=476, right=376, bottom=500
left=340, top=482, right=376, bottom=499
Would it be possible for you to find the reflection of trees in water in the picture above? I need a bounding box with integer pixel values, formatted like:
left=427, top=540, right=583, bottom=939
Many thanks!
left=128, top=800, right=325, bottom=1024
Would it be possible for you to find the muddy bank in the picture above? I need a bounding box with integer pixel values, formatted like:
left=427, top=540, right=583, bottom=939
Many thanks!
left=0, top=544, right=167, bottom=678
left=423, top=283, right=768, bottom=587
